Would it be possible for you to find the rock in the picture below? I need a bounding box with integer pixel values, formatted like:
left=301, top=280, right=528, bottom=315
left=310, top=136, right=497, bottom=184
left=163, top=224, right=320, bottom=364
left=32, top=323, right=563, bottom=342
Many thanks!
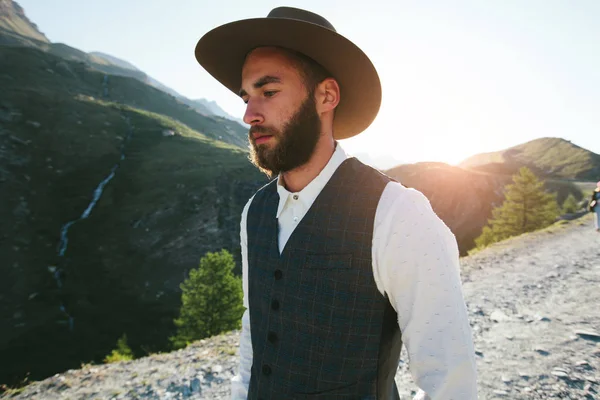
left=534, top=346, right=550, bottom=356
left=472, top=306, right=485, bottom=316
left=537, top=316, right=551, bottom=322
left=190, top=377, right=201, bottom=393
left=490, top=310, right=510, bottom=322
left=501, top=375, right=512, bottom=383
left=493, top=389, right=509, bottom=396
left=552, top=370, right=569, bottom=379
left=576, top=360, right=590, bottom=368
left=575, top=330, right=600, bottom=341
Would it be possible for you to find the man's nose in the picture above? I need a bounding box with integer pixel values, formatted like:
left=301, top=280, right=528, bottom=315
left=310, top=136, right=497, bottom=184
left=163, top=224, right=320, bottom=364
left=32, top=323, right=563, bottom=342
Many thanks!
left=243, top=99, right=264, bottom=125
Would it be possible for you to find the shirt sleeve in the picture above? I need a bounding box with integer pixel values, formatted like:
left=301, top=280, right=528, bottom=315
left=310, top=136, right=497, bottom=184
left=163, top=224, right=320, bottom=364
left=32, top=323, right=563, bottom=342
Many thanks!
left=372, top=182, right=478, bottom=399
left=230, top=196, right=254, bottom=400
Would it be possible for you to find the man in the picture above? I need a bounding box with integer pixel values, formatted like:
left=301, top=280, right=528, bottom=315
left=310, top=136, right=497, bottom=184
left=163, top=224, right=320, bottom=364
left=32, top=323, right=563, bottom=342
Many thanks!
left=195, top=7, right=477, bottom=399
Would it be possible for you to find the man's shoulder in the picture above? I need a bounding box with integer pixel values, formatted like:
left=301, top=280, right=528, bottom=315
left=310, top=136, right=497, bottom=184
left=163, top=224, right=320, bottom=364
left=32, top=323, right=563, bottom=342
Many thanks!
left=378, top=181, right=439, bottom=220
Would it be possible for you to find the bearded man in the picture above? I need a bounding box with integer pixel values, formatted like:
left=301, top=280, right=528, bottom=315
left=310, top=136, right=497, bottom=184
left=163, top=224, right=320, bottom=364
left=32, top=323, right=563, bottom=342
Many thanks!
left=195, top=7, right=478, bottom=400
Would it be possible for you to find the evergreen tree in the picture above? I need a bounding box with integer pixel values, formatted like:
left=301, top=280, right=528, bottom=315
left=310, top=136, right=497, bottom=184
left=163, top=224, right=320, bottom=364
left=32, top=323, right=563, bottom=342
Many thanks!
left=170, top=249, right=244, bottom=349
left=561, top=193, right=579, bottom=214
left=475, top=167, right=560, bottom=248
left=104, top=333, right=134, bottom=363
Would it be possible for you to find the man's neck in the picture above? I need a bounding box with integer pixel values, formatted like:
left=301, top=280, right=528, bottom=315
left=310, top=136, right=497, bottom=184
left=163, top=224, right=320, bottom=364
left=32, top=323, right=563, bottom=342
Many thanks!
left=280, top=137, right=336, bottom=193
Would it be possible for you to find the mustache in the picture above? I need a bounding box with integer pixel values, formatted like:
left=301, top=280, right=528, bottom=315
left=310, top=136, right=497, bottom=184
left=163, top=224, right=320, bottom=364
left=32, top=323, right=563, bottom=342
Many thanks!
left=249, top=125, right=277, bottom=137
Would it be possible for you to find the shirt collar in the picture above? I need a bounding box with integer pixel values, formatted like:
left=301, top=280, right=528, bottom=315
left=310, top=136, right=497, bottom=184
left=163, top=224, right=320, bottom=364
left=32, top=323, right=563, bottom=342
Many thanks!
left=275, top=142, right=349, bottom=218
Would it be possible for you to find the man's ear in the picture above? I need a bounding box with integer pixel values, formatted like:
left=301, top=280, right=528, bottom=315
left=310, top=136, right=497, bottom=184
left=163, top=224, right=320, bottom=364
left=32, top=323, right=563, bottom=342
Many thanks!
left=315, top=77, right=340, bottom=114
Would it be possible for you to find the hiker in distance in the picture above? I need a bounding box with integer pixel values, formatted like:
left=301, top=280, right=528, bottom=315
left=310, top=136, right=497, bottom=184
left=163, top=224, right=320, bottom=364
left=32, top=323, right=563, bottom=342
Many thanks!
left=195, top=6, right=477, bottom=400
left=589, top=182, right=600, bottom=231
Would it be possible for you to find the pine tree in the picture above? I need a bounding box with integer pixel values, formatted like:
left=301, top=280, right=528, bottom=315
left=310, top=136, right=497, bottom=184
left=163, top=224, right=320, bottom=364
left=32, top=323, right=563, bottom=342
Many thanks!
left=475, top=167, right=560, bottom=248
left=170, top=249, right=244, bottom=349
left=561, top=193, right=579, bottom=214
left=104, top=333, right=134, bottom=363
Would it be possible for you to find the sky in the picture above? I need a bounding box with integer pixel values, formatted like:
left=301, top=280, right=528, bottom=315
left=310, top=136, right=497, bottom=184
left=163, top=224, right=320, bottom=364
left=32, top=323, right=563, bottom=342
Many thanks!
left=17, top=0, right=600, bottom=167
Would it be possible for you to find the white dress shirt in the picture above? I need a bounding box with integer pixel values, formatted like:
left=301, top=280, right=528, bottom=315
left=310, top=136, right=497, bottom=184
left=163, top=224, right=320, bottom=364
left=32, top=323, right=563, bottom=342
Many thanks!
left=231, top=143, right=478, bottom=399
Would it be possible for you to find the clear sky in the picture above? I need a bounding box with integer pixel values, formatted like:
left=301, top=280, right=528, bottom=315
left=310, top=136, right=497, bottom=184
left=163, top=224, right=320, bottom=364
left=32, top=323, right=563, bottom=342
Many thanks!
left=18, top=0, right=600, bottom=166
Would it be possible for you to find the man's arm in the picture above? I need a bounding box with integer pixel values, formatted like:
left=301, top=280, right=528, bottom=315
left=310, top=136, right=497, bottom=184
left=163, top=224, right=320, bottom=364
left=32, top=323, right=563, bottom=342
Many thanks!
left=373, top=183, right=478, bottom=399
left=230, top=197, right=254, bottom=400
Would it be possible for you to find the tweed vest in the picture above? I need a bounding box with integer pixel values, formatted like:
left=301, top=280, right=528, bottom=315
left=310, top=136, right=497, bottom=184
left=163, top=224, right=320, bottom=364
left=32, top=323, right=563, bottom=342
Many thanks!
left=246, top=158, right=403, bottom=400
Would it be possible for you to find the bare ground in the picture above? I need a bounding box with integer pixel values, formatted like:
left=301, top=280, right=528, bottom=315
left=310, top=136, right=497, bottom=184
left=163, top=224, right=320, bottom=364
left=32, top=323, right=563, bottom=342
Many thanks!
left=4, top=215, right=600, bottom=399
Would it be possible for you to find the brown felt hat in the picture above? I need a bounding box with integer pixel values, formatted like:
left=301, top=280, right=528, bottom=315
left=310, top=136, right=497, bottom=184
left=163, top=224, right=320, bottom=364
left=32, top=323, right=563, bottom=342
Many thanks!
left=194, top=6, right=381, bottom=140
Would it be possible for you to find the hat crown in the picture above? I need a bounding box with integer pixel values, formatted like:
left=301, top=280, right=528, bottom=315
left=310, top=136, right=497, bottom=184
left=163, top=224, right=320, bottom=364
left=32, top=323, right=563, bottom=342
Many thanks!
left=267, top=7, right=336, bottom=32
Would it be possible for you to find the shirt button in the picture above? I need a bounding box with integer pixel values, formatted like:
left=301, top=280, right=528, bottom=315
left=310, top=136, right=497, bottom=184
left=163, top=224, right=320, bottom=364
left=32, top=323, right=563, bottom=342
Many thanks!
left=267, top=331, right=278, bottom=343
left=271, top=299, right=280, bottom=311
left=293, top=194, right=299, bottom=200
left=262, top=364, right=272, bottom=376
left=293, top=216, right=299, bottom=222
left=274, top=269, right=283, bottom=280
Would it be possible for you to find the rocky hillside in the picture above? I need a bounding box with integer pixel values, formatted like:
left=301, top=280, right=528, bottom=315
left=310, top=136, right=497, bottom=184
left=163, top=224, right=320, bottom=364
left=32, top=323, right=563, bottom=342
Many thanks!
left=0, top=0, right=48, bottom=44
left=0, top=44, right=267, bottom=386
left=5, top=214, right=599, bottom=400
left=460, top=137, right=600, bottom=181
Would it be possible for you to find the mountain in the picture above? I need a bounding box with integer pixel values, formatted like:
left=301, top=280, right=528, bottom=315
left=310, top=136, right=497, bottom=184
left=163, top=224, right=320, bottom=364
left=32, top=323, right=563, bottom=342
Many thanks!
left=0, top=1, right=268, bottom=385
left=88, top=51, right=140, bottom=71
left=459, top=137, right=600, bottom=181
left=386, top=160, right=587, bottom=255
left=0, top=43, right=268, bottom=386
left=88, top=54, right=248, bottom=127
left=191, top=99, right=247, bottom=127
left=0, top=0, right=48, bottom=44
left=0, top=1, right=243, bottom=129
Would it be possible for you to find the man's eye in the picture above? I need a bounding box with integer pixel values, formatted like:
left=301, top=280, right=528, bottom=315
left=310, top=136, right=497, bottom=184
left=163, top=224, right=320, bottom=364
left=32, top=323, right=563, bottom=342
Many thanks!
left=264, top=91, right=277, bottom=97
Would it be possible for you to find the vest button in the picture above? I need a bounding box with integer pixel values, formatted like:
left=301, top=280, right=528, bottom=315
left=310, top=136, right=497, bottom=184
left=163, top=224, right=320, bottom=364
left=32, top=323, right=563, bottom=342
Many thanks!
left=262, top=364, right=272, bottom=376
left=271, top=299, right=280, bottom=310
left=267, top=331, right=278, bottom=343
left=274, top=269, right=283, bottom=280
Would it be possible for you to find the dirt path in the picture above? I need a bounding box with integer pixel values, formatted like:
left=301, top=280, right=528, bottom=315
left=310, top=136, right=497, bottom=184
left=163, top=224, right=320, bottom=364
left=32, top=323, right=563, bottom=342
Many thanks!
left=396, top=214, right=600, bottom=399
left=5, top=216, right=600, bottom=399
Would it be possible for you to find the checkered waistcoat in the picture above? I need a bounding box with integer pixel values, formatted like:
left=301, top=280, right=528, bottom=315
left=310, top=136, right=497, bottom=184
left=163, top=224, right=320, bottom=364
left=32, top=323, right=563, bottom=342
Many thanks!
left=246, top=158, right=403, bottom=400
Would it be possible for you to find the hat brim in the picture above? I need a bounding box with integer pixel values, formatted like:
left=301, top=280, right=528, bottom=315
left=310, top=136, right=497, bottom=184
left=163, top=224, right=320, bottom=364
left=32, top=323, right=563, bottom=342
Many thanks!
left=195, top=17, right=381, bottom=140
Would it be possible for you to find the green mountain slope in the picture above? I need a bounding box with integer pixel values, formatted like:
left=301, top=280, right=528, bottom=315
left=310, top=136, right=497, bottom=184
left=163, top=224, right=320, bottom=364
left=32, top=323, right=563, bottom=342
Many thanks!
left=0, top=45, right=266, bottom=385
left=459, top=137, right=600, bottom=180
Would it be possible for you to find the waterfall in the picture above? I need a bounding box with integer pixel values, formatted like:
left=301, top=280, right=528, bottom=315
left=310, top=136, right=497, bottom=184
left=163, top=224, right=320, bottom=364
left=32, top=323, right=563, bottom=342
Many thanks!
left=49, top=80, right=133, bottom=331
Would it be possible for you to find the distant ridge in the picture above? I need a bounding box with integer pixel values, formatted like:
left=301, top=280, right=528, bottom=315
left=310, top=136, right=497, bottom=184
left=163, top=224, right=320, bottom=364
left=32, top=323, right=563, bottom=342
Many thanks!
left=459, top=137, right=600, bottom=180
left=0, top=0, right=243, bottom=128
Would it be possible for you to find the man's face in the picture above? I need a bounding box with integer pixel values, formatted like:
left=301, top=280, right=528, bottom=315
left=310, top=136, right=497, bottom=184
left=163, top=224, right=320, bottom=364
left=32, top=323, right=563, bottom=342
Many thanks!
left=240, top=47, right=321, bottom=177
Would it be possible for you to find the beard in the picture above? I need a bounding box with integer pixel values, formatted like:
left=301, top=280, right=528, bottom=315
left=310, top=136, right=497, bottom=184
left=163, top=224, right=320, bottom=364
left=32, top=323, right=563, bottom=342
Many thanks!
left=248, top=93, right=321, bottom=178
